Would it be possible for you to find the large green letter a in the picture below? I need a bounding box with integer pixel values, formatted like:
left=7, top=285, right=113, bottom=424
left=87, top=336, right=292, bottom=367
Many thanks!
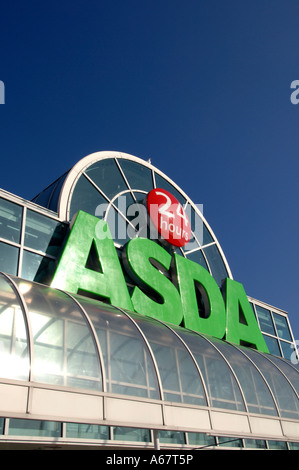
left=51, top=210, right=133, bottom=310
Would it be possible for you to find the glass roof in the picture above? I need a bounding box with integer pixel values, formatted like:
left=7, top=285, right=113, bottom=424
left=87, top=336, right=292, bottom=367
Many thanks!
left=1, top=272, right=298, bottom=420
left=31, top=152, right=231, bottom=287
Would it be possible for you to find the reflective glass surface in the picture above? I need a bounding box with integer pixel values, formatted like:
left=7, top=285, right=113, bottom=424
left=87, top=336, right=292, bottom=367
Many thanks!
left=70, top=174, right=109, bottom=220
left=66, top=422, right=109, bottom=440
left=25, top=210, right=67, bottom=256
left=175, top=329, right=245, bottom=411
left=85, top=159, right=128, bottom=200
left=118, top=159, right=154, bottom=193
left=213, top=339, right=278, bottom=416
left=0, top=198, right=22, bottom=243
left=9, top=419, right=61, bottom=437
left=242, top=347, right=299, bottom=419
left=21, top=250, right=56, bottom=284
left=130, top=313, right=207, bottom=405
left=273, top=313, right=292, bottom=341
left=0, top=242, right=19, bottom=276
left=255, top=305, right=275, bottom=335
left=0, top=273, right=298, bottom=423
left=14, top=279, right=102, bottom=390
left=202, top=244, right=228, bottom=287
left=77, top=296, right=160, bottom=399
left=0, top=276, right=29, bottom=380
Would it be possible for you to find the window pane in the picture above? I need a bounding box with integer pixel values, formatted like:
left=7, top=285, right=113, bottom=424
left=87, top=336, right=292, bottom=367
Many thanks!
left=0, top=198, right=22, bottom=243
left=255, top=305, right=275, bottom=335
left=263, top=335, right=281, bottom=357
left=214, top=340, right=278, bottom=416
left=70, top=174, right=109, bottom=220
left=185, top=249, right=209, bottom=271
left=218, top=437, right=243, bottom=448
left=9, top=419, right=61, bottom=437
left=273, top=314, right=292, bottom=341
left=85, top=158, right=129, bottom=200
left=267, top=440, right=288, bottom=450
left=13, top=279, right=102, bottom=391
left=131, top=314, right=207, bottom=405
left=24, top=210, right=67, bottom=256
left=159, top=430, right=185, bottom=444
left=0, top=275, right=29, bottom=380
left=0, top=242, right=19, bottom=275
left=187, top=432, right=216, bottom=448
left=176, top=330, right=245, bottom=411
left=279, top=340, right=294, bottom=361
left=202, top=244, right=228, bottom=287
left=76, top=298, right=160, bottom=399
left=118, top=159, right=154, bottom=193
left=244, top=438, right=267, bottom=449
left=66, top=422, right=109, bottom=440
left=242, top=347, right=299, bottom=420
left=113, top=427, right=151, bottom=442
left=21, top=250, right=56, bottom=284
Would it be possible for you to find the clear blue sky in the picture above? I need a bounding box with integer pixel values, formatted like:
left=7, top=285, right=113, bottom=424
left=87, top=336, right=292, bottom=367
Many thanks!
left=0, top=1, right=298, bottom=340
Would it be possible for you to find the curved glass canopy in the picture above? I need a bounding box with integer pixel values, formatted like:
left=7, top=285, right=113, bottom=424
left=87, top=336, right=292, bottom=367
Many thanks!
left=1, top=272, right=298, bottom=420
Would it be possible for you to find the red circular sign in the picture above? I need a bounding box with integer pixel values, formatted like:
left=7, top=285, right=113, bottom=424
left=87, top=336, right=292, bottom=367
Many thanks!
left=146, top=188, right=191, bottom=247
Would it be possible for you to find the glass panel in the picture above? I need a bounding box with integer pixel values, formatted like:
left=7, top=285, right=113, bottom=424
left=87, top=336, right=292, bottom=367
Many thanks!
left=21, top=250, right=56, bottom=284
left=0, top=275, right=29, bottom=380
left=267, top=440, right=288, bottom=450
left=263, top=335, right=281, bottom=357
left=185, top=249, right=209, bottom=271
left=0, top=198, right=23, bottom=243
left=255, top=305, right=275, bottom=335
left=130, top=314, right=207, bottom=405
left=85, top=158, right=129, bottom=200
left=13, top=279, right=102, bottom=390
left=8, top=419, right=61, bottom=437
left=0, top=418, right=4, bottom=434
left=174, top=329, right=245, bottom=411
left=0, top=242, right=19, bottom=275
left=113, top=427, right=151, bottom=442
left=273, top=313, right=292, bottom=341
left=241, top=347, right=299, bottom=419
left=154, top=173, right=186, bottom=207
left=244, top=438, right=267, bottom=449
left=280, top=340, right=295, bottom=361
left=218, top=437, right=243, bottom=448
left=75, top=297, right=160, bottom=399
left=289, top=442, right=299, bottom=450
left=48, top=172, right=69, bottom=212
left=117, top=159, right=154, bottom=193
left=213, top=340, right=278, bottom=416
left=202, top=244, right=228, bottom=287
left=105, top=193, right=137, bottom=245
left=66, top=422, right=109, bottom=440
left=24, top=210, right=67, bottom=256
left=70, top=174, right=109, bottom=220
left=187, top=432, right=216, bottom=448
left=159, top=430, right=185, bottom=444
left=261, top=354, right=299, bottom=395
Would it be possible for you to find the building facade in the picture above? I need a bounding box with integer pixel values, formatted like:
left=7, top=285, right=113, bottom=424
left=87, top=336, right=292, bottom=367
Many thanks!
left=0, top=151, right=298, bottom=450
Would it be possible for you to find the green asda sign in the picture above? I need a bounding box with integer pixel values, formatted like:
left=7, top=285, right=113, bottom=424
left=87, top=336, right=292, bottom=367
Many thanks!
left=51, top=210, right=269, bottom=353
